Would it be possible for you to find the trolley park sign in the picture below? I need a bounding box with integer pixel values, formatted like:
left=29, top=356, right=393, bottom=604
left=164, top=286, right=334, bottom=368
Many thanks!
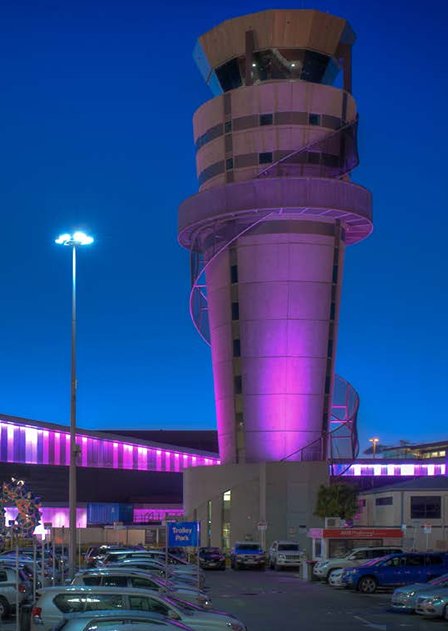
left=308, top=527, right=404, bottom=539
left=167, top=521, right=199, bottom=547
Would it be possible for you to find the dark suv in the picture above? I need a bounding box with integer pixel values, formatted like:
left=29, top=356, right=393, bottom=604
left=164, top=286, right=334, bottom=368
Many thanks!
left=198, top=547, right=226, bottom=570
left=230, top=542, right=265, bottom=570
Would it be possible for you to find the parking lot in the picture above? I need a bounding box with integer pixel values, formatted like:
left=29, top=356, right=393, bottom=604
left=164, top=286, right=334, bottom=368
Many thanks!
left=1, top=570, right=446, bottom=630
left=206, top=569, right=446, bottom=630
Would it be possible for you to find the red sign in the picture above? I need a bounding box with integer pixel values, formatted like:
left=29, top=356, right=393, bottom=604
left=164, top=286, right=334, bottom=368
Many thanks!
left=321, top=528, right=403, bottom=539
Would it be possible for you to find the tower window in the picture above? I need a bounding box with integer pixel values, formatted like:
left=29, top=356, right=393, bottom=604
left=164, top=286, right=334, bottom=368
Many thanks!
left=226, top=158, right=234, bottom=170
left=259, top=152, right=273, bottom=164
left=330, top=303, right=336, bottom=321
left=309, top=113, right=320, bottom=126
left=233, top=339, right=241, bottom=357
left=224, top=120, right=232, bottom=134
left=230, top=264, right=238, bottom=283
left=260, top=113, right=273, bottom=126
left=234, top=375, right=242, bottom=394
left=231, top=302, right=239, bottom=320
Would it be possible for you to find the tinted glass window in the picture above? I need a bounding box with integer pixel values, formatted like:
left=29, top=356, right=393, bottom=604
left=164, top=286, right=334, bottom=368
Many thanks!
left=411, top=496, right=441, bottom=519
left=383, top=557, right=404, bottom=568
left=375, top=497, right=393, bottom=506
left=129, top=596, right=170, bottom=616
left=278, top=544, right=299, bottom=551
left=0, top=571, right=7, bottom=582
left=131, top=577, right=158, bottom=589
left=406, top=555, right=424, bottom=566
left=427, top=555, right=443, bottom=566
left=54, top=594, right=85, bottom=614
left=84, top=594, right=124, bottom=612
left=102, top=576, right=128, bottom=587
left=352, top=551, right=367, bottom=560
left=83, top=577, right=101, bottom=586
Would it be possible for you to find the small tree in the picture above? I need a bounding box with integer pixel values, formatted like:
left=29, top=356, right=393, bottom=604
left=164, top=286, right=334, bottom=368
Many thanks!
left=314, top=483, right=358, bottom=521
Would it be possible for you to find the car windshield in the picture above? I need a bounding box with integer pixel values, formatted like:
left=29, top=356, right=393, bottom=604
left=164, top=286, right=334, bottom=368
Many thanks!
left=356, top=557, right=386, bottom=567
left=278, top=544, right=299, bottom=551
left=236, top=544, right=260, bottom=551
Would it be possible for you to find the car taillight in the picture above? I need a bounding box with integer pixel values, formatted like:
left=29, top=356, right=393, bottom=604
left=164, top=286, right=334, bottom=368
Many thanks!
left=18, top=584, right=27, bottom=594
left=32, top=606, right=42, bottom=621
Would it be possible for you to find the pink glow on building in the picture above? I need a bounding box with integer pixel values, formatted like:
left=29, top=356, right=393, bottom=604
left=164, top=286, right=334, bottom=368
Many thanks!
left=0, top=419, right=219, bottom=473
left=334, top=462, right=446, bottom=477
left=54, top=432, right=60, bottom=465
left=133, top=507, right=184, bottom=523
left=5, top=506, right=87, bottom=531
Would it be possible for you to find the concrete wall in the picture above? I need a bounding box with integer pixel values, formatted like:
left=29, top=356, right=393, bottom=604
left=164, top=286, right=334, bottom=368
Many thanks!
left=184, top=461, right=328, bottom=554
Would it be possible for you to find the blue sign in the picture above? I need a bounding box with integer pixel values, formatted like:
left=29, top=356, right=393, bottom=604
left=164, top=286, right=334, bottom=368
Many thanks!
left=167, top=521, right=199, bottom=547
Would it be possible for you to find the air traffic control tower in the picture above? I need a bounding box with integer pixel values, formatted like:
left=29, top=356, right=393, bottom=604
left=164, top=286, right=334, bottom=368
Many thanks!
left=178, top=10, right=373, bottom=470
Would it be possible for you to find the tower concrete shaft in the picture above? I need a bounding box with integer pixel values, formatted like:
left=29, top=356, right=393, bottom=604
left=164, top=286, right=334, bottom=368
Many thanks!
left=178, top=10, right=372, bottom=465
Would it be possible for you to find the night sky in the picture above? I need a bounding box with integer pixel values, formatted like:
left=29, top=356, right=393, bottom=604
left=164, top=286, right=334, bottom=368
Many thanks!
left=0, top=0, right=446, bottom=453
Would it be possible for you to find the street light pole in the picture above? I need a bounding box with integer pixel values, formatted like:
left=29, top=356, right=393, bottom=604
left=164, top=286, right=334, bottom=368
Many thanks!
left=69, top=243, right=77, bottom=580
left=369, top=437, right=380, bottom=460
left=56, top=232, right=93, bottom=579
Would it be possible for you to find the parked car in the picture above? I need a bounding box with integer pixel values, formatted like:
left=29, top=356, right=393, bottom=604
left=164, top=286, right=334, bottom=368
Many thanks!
left=71, top=569, right=211, bottom=607
left=268, top=541, right=302, bottom=571
left=31, top=586, right=247, bottom=631
left=328, top=568, right=345, bottom=587
left=84, top=545, right=128, bottom=567
left=198, top=548, right=226, bottom=571
left=230, top=542, right=265, bottom=571
left=342, top=553, right=448, bottom=594
left=108, top=561, right=206, bottom=589
left=313, top=546, right=402, bottom=582
left=391, top=573, right=448, bottom=611
left=50, top=609, right=193, bottom=631
left=415, top=587, right=448, bottom=618
left=101, top=550, right=194, bottom=568
left=0, top=565, right=32, bottom=618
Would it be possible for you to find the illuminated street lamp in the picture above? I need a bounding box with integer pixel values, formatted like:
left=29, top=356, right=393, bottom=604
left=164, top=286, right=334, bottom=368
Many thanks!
left=55, top=231, right=94, bottom=578
left=369, top=437, right=380, bottom=459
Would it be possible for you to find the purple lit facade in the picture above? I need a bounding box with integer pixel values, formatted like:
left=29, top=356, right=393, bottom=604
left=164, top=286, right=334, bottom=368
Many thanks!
left=179, top=10, right=372, bottom=464
left=334, top=462, right=447, bottom=477
left=0, top=418, right=219, bottom=472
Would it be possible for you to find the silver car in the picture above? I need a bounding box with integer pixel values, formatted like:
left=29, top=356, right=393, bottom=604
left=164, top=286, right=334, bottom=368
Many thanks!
left=0, top=565, right=32, bottom=618
left=71, top=569, right=211, bottom=607
left=415, top=587, right=448, bottom=618
left=52, top=610, right=193, bottom=631
left=31, top=586, right=246, bottom=631
left=391, top=573, right=448, bottom=611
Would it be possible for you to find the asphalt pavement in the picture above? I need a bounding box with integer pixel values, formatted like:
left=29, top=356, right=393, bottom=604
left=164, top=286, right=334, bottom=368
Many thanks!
left=206, top=568, right=445, bottom=630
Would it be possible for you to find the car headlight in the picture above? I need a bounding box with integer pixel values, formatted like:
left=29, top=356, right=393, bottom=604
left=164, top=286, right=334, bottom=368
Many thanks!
left=277, top=554, right=286, bottom=560
left=428, top=597, right=443, bottom=605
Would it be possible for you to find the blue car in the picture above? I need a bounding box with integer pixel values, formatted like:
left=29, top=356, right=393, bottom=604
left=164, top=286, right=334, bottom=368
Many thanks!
left=342, top=553, right=448, bottom=594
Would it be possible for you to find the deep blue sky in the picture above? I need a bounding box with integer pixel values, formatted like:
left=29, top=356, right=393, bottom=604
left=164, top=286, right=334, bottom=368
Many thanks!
left=0, top=0, right=446, bottom=452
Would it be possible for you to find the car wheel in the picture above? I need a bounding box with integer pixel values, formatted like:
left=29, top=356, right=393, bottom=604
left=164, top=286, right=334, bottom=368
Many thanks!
left=358, top=576, right=378, bottom=594
left=274, top=563, right=281, bottom=571
left=327, top=568, right=341, bottom=583
left=0, top=597, right=10, bottom=619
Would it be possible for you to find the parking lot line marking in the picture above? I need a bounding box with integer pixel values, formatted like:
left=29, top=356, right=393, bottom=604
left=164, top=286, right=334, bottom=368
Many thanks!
left=353, top=615, right=386, bottom=630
